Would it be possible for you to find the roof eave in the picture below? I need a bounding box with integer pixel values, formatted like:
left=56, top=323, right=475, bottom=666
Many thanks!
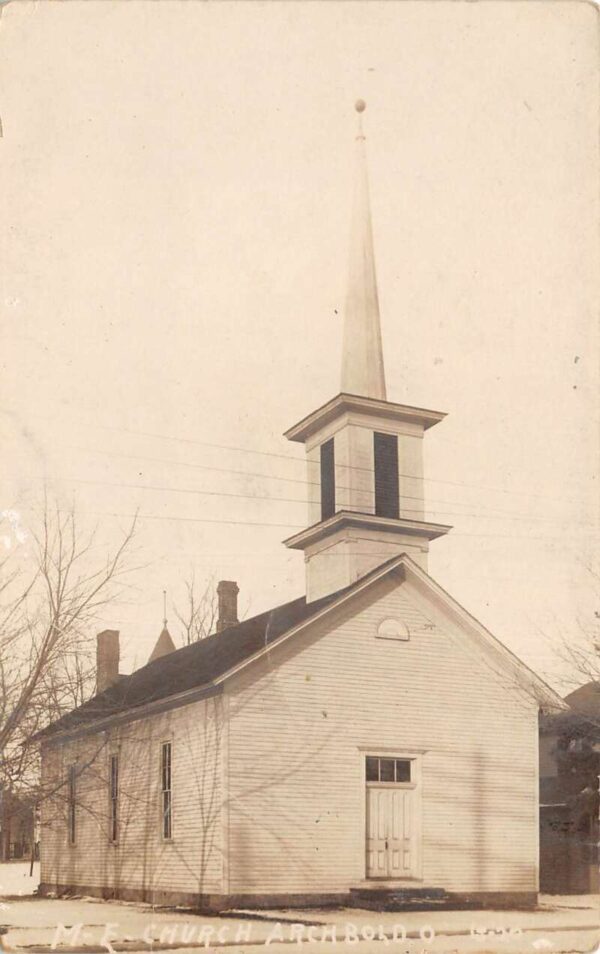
left=37, top=558, right=413, bottom=746
left=36, top=682, right=223, bottom=747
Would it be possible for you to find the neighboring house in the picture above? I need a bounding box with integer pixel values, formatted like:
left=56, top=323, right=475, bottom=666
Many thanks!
left=539, top=682, right=600, bottom=895
left=35, top=104, right=564, bottom=911
left=0, top=791, right=37, bottom=862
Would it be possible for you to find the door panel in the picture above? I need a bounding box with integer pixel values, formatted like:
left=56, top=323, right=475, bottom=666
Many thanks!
left=367, top=787, right=389, bottom=877
left=388, top=788, right=412, bottom=877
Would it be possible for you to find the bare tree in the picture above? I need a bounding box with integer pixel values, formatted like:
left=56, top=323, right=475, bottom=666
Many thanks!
left=550, top=564, right=600, bottom=706
left=0, top=502, right=138, bottom=817
left=172, top=569, right=218, bottom=645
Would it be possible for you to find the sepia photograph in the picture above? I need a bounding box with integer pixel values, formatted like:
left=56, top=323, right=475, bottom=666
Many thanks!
left=0, top=2, right=598, bottom=951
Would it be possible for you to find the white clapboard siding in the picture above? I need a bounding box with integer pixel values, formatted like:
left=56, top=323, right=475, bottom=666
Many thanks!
left=40, top=695, right=223, bottom=896
left=41, top=573, right=539, bottom=900
left=225, top=576, right=539, bottom=895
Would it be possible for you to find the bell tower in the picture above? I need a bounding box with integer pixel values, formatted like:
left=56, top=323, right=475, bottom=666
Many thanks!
left=283, top=102, right=451, bottom=602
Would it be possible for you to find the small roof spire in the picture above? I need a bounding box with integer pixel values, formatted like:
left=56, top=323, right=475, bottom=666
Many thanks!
left=341, top=100, right=387, bottom=401
left=148, top=589, right=176, bottom=663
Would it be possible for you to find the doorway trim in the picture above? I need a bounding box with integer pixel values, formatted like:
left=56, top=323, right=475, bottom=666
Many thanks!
left=357, top=746, right=425, bottom=882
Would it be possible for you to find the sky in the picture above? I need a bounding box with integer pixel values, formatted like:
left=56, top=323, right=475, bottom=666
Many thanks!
left=1, top=0, right=599, bottom=687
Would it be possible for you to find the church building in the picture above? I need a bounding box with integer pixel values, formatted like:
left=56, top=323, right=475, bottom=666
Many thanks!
left=37, top=103, right=564, bottom=911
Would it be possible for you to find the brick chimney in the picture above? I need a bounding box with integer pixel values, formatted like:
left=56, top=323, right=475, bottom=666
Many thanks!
left=217, top=581, right=239, bottom=632
left=96, top=629, right=120, bottom=693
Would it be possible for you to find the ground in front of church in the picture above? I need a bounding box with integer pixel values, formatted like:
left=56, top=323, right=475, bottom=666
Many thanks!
left=0, top=864, right=597, bottom=954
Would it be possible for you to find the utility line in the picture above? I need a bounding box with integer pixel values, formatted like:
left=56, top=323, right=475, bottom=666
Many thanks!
left=26, top=472, right=596, bottom=529
left=12, top=503, right=595, bottom=541
left=89, top=420, right=591, bottom=505
left=7, top=408, right=593, bottom=506
left=65, top=442, right=594, bottom=512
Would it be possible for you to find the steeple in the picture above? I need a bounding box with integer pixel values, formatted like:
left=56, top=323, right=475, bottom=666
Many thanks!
left=341, top=100, right=387, bottom=401
left=283, top=102, right=450, bottom=602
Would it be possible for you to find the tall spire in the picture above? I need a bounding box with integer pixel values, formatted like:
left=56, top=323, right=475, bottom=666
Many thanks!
left=341, top=100, right=387, bottom=401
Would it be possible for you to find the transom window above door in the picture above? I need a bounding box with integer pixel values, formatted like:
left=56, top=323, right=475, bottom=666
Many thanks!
left=366, top=756, right=411, bottom=783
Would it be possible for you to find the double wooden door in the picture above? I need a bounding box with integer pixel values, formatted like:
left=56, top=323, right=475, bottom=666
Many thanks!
left=366, top=785, right=418, bottom=879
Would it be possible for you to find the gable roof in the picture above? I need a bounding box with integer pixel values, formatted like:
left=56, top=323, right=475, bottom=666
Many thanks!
left=541, top=682, right=600, bottom=738
left=36, top=558, right=402, bottom=742
left=37, top=553, right=565, bottom=743
left=565, top=681, right=600, bottom=721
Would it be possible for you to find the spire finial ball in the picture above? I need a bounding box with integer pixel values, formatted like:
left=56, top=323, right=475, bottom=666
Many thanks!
left=355, top=99, right=366, bottom=113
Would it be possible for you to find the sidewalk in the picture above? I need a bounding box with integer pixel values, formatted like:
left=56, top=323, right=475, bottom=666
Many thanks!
left=0, top=893, right=598, bottom=953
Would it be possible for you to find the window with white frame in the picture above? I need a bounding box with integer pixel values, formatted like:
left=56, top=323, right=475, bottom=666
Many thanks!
left=161, top=741, right=172, bottom=840
left=366, top=755, right=412, bottom=783
left=68, top=765, right=76, bottom=845
left=109, top=754, right=119, bottom=843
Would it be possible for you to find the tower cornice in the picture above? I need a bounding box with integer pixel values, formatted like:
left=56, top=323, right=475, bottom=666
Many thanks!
left=283, top=510, right=451, bottom=552
left=284, top=392, right=446, bottom=444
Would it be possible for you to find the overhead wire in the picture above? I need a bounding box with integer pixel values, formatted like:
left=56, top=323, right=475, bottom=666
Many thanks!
left=86, top=419, right=593, bottom=506
left=13, top=470, right=595, bottom=529
left=61, top=443, right=595, bottom=522
left=6, top=502, right=595, bottom=542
